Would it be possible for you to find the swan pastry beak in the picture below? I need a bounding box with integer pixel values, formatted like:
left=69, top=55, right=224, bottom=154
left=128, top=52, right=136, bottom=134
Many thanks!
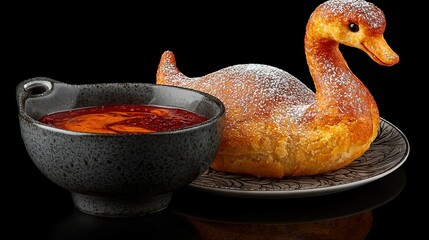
left=361, top=36, right=399, bottom=66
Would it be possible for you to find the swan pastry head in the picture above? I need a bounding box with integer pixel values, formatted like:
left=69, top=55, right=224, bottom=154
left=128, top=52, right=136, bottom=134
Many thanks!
left=307, top=0, right=399, bottom=66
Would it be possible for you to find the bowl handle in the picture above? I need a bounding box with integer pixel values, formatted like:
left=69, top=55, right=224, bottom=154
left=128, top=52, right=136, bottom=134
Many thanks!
left=16, top=77, right=62, bottom=98
left=16, top=77, right=63, bottom=114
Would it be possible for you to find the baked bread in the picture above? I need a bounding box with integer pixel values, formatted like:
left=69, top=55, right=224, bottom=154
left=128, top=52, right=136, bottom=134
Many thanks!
left=156, top=0, right=399, bottom=178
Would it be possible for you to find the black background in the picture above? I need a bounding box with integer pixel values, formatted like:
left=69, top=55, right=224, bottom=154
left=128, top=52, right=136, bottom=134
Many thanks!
left=5, top=0, right=422, bottom=239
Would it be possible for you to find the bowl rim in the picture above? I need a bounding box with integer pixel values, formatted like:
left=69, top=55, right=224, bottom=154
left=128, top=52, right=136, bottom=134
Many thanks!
left=17, top=77, right=226, bottom=136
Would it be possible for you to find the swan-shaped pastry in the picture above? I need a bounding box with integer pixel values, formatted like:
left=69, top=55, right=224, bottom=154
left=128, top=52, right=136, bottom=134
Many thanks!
left=156, top=0, right=399, bottom=178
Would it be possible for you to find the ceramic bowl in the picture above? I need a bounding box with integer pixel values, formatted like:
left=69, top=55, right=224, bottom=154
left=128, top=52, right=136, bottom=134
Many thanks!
left=16, top=77, right=225, bottom=217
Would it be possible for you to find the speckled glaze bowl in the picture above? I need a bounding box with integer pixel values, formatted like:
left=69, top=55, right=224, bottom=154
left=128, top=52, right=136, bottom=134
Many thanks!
left=16, top=77, right=225, bottom=217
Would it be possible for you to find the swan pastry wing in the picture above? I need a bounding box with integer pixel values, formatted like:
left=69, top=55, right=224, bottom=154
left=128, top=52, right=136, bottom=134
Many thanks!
left=156, top=0, right=399, bottom=178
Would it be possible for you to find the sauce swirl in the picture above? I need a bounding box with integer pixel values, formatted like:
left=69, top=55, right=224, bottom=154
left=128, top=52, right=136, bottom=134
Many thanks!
left=38, top=104, right=208, bottom=134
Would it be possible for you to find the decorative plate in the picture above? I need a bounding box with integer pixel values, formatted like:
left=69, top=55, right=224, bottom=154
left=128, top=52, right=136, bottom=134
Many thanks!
left=188, top=118, right=409, bottom=198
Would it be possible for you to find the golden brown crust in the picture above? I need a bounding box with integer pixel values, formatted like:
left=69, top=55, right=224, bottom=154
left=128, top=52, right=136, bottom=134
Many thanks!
left=156, top=0, right=398, bottom=178
left=156, top=50, right=379, bottom=178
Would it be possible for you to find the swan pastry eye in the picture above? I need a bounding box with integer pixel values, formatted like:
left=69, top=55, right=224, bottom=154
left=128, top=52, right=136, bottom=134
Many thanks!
left=349, top=23, right=359, bottom=32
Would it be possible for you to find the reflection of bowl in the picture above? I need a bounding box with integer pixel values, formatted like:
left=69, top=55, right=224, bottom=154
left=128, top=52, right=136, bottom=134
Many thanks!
left=16, top=77, right=225, bottom=217
left=172, top=168, right=406, bottom=239
left=51, top=209, right=198, bottom=240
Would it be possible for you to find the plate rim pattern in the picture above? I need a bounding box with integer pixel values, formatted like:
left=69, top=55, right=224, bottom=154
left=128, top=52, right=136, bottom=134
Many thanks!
left=188, top=118, right=410, bottom=198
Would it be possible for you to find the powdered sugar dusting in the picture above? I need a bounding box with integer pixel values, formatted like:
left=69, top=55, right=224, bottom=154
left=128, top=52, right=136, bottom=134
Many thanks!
left=166, top=63, right=315, bottom=127
left=318, top=61, right=371, bottom=118
left=319, top=0, right=385, bottom=29
left=158, top=0, right=391, bottom=133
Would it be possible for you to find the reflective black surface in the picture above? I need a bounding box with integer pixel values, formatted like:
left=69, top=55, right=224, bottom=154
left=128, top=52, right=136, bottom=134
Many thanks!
left=6, top=1, right=420, bottom=239
left=19, top=168, right=407, bottom=239
left=4, top=165, right=417, bottom=239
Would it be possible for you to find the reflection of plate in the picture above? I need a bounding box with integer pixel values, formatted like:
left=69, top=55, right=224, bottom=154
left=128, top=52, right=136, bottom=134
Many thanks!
left=188, top=118, right=409, bottom=198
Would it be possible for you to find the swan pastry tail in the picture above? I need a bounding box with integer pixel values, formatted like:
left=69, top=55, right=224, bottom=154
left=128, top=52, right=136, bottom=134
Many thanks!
left=157, top=51, right=188, bottom=85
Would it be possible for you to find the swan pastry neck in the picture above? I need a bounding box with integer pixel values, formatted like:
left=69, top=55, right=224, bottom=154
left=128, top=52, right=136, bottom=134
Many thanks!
left=304, top=38, right=371, bottom=119
left=301, top=0, right=396, bottom=124
left=305, top=40, right=352, bottom=96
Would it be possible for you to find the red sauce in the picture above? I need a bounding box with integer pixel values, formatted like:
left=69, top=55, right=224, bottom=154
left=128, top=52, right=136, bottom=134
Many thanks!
left=38, top=104, right=209, bottom=134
